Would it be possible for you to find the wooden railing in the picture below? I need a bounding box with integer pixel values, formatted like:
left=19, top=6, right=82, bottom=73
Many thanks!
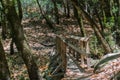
left=56, top=35, right=92, bottom=72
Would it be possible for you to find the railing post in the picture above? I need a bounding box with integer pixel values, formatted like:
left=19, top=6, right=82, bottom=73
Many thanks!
left=79, top=40, right=85, bottom=68
left=56, top=36, right=67, bottom=73
left=60, top=38, right=67, bottom=72
left=85, top=40, right=91, bottom=68
left=79, top=36, right=91, bottom=68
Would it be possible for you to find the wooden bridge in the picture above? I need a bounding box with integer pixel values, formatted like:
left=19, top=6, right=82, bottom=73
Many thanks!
left=44, top=35, right=94, bottom=80
left=55, top=35, right=92, bottom=73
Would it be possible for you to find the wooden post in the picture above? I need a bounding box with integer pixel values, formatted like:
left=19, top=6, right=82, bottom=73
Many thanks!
left=80, top=40, right=85, bottom=68
left=56, top=36, right=61, bottom=54
left=56, top=36, right=67, bottom=72
left=79, top=36, right=91, bottom=68
left=85, top=40, right=90, bottom=68
left=60, top=39, right=67, bottom=72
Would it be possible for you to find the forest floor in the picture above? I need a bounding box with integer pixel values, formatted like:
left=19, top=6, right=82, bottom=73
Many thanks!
left=3, top=17, right=120, bottom=80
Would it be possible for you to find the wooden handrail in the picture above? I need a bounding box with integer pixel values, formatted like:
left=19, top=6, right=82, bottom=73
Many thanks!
left=66, top=35, right=92, bottom=41
left=56, top=35, right=91, bottom=70
left=57, top=36, right=89, bottom=56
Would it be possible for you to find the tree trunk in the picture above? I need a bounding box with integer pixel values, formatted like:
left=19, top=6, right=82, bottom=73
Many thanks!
left=1, top=15, right=7, bottom=40
left=72, top=1, right=86, bottom=37
left=63, top=0, right=70, bottom=17
left=0, top=39, right=10, bottom=80
left=52, top=0, right=59, bottom=24
left=36, top=0, right=55, bottom=29
left=66, top=0, right=70, bottom=17
left=100, top=0, right=111, bottom=17
left=16, top=0, right=23, bottom=22
left=1, top=0, right=42, bottom=80
left=71, top=0, right=112, bottom=53
left=63, top=0, right=67, bottom=16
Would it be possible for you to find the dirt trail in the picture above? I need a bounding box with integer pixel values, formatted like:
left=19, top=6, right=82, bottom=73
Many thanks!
left=3, top=18, right=120, bottom=80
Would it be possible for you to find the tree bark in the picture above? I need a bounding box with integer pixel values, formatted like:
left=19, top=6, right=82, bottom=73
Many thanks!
left=36, top=0, right=54, bottom=29
left=52, top=0, right=59, bottom=24
left=66, top=0, right=70, bottom=17
left=0, top=39, right=10, bottom=80
left=72, top=1, right=86, bottom=37
left=0, top=0, right=42, bottom=80
left=16, top=0, right=23, bottom=22
left=71, top=0, right=112, bottom=53
left=63, top=0, right=67, bottom=16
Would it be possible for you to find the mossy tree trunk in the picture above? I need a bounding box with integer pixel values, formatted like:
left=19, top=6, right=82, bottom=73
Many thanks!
left=72, top=1, right=86, bottom=37
left=0, top=0, right=42, bottom=80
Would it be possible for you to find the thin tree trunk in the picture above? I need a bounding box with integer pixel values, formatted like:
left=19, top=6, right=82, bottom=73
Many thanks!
left=16, top=0, right=23, bottom=22
left=52, top=0, right=59, bottom=24
left=71, top=0, right=112, bottom=53
left=1, top=14, right=7, bottom=40
left=66, top=0, right=70, bottom=17
left=36, top=0, right=54, bottom=29
left=0, top=39, right=10, bottom=80
left=63, top=0, right=67, bottom=16
left=102, top=0, right=111, bottom=17
left=72, top=1, right=86, bottom=37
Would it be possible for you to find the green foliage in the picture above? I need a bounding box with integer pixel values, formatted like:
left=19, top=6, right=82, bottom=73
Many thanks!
left=20, top=0, right=56, bottom=19
left=43, top=68, right=53, bottom=80
left=20, top=0, right=39, bottom=18
left=36, top=0, right=54, bottom=14
left=103, top=15, right=115, bottom=30
left=105, top=35, right=115, bottom=49
left=112, top=6, right=118, bottom=14
left=105, top=17, right=115, bottom=29
left=90, top=35, right=104, bottom=56
left=18, top=75, right=25, bottom=80
left=118, top=16, right=120, bottom=27
left=92, top=0, right=98, bottom=3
